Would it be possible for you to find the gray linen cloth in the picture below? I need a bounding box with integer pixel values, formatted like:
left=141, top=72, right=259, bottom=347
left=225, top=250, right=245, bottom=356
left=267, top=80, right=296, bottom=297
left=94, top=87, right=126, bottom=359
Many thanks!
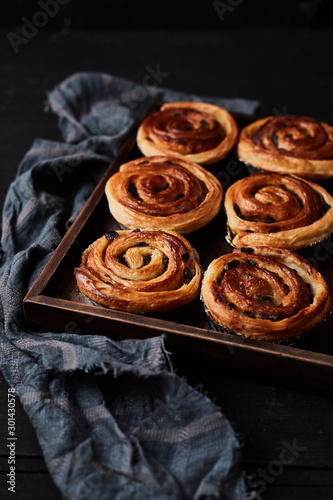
left=0, top=72, right=260, bottom=500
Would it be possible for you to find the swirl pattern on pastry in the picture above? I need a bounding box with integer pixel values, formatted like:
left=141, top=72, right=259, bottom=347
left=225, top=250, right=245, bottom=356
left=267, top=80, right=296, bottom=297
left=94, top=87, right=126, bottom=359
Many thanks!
left=238, top=115, right=333, bottom=179
left=105, top=156, right=222, bottom=234
left=74, top=230, right=202, bottom=313
left=201, top=246, right=332, bottom=341
left=225, top=173, right=333, bottom=249
left=137, top=102, right=238, bottom=165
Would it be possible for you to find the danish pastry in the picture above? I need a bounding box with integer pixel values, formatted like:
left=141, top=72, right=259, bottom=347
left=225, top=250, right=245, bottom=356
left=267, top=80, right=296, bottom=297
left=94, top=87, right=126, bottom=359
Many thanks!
left=74, top=229, right=202, bottom=313
left=225, top=173, right=333, bottom=249
left=137, top=101, right=238, bottom=165
left=238, top=115, right=333, bottom=179
left=105, top=156, right=222, bottom=234
left=201, top=246, right=332, bottom=341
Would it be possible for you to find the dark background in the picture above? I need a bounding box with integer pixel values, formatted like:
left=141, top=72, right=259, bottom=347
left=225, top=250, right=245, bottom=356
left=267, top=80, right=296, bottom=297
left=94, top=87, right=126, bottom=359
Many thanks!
left=1, top=0, right=333, bottom=29
left=1, top=1, right=333, bottom=499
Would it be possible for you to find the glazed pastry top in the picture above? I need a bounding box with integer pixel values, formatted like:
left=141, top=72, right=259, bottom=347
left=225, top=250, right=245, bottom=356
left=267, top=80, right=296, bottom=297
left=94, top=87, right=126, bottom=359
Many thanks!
left=137, top=101, right=238, bottom=165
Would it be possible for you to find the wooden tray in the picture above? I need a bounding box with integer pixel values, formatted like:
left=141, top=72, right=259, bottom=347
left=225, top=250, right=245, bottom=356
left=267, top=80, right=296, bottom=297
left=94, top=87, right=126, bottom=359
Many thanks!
left=23, top=102, right=333, bottom=394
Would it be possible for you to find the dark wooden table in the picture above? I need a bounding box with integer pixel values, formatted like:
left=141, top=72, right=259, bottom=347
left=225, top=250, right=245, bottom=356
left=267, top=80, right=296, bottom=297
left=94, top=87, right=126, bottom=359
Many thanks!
left=1, top=28, right=333, bottom=499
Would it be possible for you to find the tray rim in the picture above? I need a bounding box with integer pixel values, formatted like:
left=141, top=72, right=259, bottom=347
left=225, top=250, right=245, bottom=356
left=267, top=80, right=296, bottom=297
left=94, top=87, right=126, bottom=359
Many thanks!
left=24, top=292, right=333, bottom=366
left=23, top=101, right=333, bottom=394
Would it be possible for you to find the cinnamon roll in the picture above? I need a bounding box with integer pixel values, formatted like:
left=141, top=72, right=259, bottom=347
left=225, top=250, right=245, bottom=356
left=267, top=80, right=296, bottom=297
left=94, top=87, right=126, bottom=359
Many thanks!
left=225, top=173, right=333, bottom=250
left=74, top=230, right=202, bottom=313
left=137, top=102, right=238, bottom=165
left=238, top=115, right=333, bottom=179
left=201, top=246, right=332, bottom=341
left=105, top=156, right=222, bottom=234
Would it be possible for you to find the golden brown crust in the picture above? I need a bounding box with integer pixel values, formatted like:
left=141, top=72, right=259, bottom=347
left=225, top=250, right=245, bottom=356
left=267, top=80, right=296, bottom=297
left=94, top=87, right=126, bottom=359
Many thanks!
left=105, top=156, right=222, bottom=234
left=225, top=173, right=333, bottom=250
left=74, top=230, right=202, bottom=313
left=238, top=115, right=333, bottom=179
left=137, top=102, right=238, bottom=165
left=201, top=246, right=332, bottom=341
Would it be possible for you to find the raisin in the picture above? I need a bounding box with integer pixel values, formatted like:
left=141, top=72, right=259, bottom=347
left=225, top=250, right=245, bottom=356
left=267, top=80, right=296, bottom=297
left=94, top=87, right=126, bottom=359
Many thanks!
left=244, top=260, right=257, bottom=266
left=241, top=247, right=254, bottom=254
left=227, top=303, right=237, bottom=310
left=182, top=252, right=190, bottom=262
left=283, top=284, right=290, bottom=294
left=146, top=136, right=153, bottom=142
left=136, top=242, right=148, bottom=247
left=184, top=268, right=193, bottom=284
left=223, top=260, right=240, bottom=271
left=105, top=231, right=119, bottom=241
left=258, top=295, right=273, bottom=304
left=200, top=119, right=209, bottom=127
left=163, top=256, right=169, bottom=267
left=264, top=216, right=275, bottom=223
